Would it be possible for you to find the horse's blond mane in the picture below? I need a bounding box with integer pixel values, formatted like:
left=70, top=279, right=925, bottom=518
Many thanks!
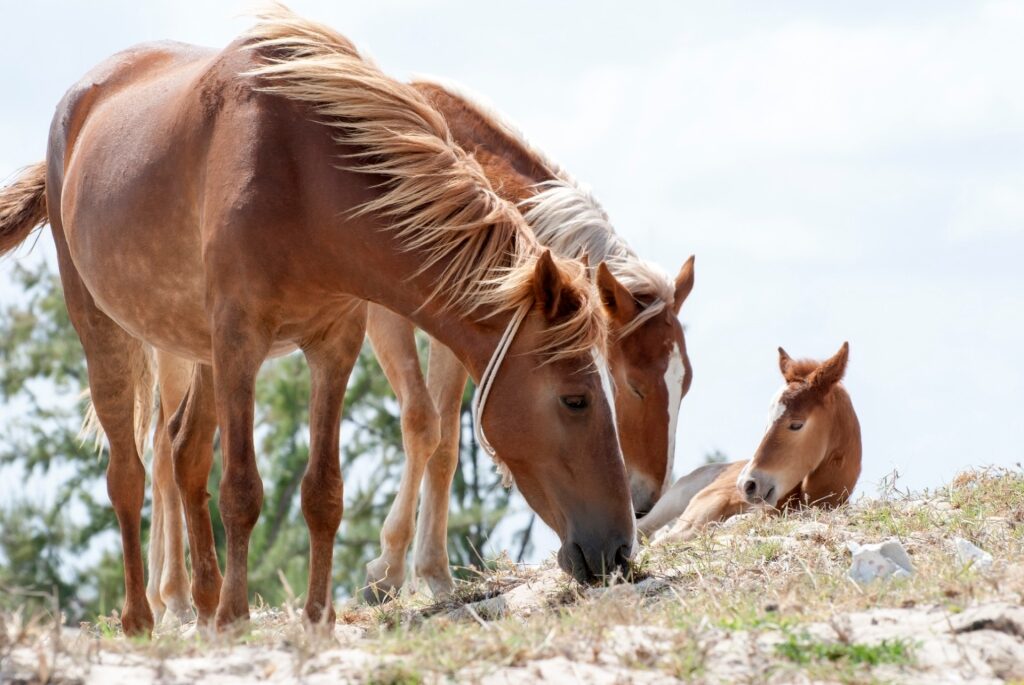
left=243, top=4, right=604, bottom=360
left=409, top=78, right=677, bottom=339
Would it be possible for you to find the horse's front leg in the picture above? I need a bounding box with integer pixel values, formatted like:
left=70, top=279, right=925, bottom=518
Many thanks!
left=363, top=306, right=441, bottom=603
left=211, top=308, right=271, bottom=632
left=301, top=305, right=366, bottom=627
left=412, top=337, right=469, bottom=599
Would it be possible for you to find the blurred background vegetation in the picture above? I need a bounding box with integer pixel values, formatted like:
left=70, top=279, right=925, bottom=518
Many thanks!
left=0, top=261, right=525, bottom=623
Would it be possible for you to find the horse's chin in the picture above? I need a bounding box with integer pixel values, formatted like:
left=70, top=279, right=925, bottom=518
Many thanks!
left=629, top=477, right=660, bottom=518
left=556, top=543, right=591, bottom=583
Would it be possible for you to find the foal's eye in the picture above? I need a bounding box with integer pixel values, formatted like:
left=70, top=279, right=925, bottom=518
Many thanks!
left=789, top=421, right=805, bottom=431
left=561, top=395, right=589, bottom=411
left=628, top=383, right=645, bottom=400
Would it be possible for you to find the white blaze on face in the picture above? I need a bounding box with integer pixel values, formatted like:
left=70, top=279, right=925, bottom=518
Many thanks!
left=594, top=353, right=618, bottom=438
left=663, top=342, right=686, bottom=489
left=766, top=383, right=788, bottom=431
left=595, top=351, right=635, bottom=542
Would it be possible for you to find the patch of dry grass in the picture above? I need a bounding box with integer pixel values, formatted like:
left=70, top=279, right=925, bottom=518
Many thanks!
left=2, top=467, right=1023, bottom=684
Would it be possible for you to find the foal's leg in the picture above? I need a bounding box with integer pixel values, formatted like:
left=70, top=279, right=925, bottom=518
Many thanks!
left=301, top=307, right=366, bottom=626
left=210, top=308, right=271, bottom=631
left=363, top=306, right=441, bottom=603
left=637, top=462, right=732, bottom=539
left=146, top=351, right=193, bottom=625
left=413, top=338, right=468, bottom=599
left=655, top=482, right=749, bottom=544
left=168, top=362, right=222, bottom=627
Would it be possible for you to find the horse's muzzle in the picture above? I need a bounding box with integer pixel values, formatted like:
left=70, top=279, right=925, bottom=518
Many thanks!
left=557, top=535, right=632, bottom=584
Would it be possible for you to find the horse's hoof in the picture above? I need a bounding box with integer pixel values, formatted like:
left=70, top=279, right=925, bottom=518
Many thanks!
left=304, top=604, right=337, bottom=632
left=416, top=568, right=455, bottom=600
left=214, top=605, right=250, bottom=635
left=120, top=604, right=155, bottom=638
left=362, top=581, right=400, bottom=605
left=364, top=559, right=404, bottom=604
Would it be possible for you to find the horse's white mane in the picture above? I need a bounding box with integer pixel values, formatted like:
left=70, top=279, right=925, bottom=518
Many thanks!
left=522, top=182, right=675, bottom=337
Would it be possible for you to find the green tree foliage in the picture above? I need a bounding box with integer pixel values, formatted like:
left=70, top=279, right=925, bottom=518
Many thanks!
left=0, top=260, right=522, bottom=621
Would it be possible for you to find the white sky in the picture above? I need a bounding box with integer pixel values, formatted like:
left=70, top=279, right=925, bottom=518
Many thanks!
left=2, top=1, right=1023, bottom=561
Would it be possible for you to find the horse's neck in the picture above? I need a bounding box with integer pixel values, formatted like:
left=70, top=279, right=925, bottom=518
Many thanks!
left=794, top=385, right=863, bottom=507
left=413, top=82, right=558, bottom=202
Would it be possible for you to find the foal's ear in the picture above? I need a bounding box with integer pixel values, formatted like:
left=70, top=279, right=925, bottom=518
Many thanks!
left=532, top=250, right=568, bottom=320
left=597, top=262, right=638, bottom=327
left=808, top=341, right=849, bottom=391
left=673, top=255, right=695, bottom=314
left=778, top=346, right=802, bottom=383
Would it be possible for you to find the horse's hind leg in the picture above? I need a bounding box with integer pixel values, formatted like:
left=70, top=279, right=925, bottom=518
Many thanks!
left=146, top=422, right=168, bottom=625
left=147, top=351, right=195, bottom=625
left=413, top=337, right=468, bottom=599
left=168, top=361, right=222, bottom=627
left=301, top=304, right=366, bottom=626
left=58, top=288, right=154, bottom=634
left=363, top=306, right=441, bottom=603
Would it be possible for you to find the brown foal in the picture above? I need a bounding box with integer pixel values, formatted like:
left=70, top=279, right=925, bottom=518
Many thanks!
left=639, top=343, right=861, bottom=542
left=0, top=7, right=635, bottom=634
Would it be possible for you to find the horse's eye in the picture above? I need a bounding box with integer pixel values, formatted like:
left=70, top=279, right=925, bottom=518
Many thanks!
left=628, top=382, right=645, bottom=400
left=789, top=421, right=805, bottom=431
left=561, top=395, right=588, bottom=411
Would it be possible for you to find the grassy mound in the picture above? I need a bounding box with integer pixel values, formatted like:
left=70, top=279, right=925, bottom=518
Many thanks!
left=3, top=468, right=1023, bottom=683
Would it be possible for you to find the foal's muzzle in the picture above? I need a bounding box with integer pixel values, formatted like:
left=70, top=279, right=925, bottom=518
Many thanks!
left=739, top=469, right=779, bottom=507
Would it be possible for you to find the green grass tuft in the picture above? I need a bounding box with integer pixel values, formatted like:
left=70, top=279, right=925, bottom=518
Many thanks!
left=775, top=631, right=914, bottom=667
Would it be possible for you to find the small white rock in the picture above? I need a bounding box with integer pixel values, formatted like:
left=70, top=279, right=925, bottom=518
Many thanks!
left=954, top=537, right=993, bottom=570
left=847, top=539, right=915, bottom=583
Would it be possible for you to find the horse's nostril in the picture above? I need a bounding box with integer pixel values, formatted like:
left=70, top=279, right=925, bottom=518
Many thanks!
left=616, top=544, right=631, bottom=567
left=744, top=479, right=757, bottom=496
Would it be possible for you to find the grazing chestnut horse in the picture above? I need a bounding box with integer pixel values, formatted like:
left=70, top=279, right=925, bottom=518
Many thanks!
left=141, top=80, right=695, bottom=615
left=639, top=342, right=861, bottom=541
left=0, top=6, right=635, bottom=634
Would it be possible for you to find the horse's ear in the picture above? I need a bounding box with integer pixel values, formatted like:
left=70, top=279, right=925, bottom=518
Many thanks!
left=778, top=346, right=800, bottom=383
left=597, top=261, right=638, bottom=327
left=673, top=255, right=695, bottom=314
left=532, top=250, right=566, bottom=320
left=808, top=341, right=849, bottom=391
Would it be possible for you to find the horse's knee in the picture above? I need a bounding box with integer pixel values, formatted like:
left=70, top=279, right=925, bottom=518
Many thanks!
left=220, top=467, right=263, bottom=532
left=301, top=471, right=342, bottom=534
left=401, top=396, right=440, bottom=460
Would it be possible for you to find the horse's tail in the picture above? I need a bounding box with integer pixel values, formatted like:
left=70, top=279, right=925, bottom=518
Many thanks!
left=79, top=345, right=158, bottom=460
left=0, top=162, right=48, bottom=255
